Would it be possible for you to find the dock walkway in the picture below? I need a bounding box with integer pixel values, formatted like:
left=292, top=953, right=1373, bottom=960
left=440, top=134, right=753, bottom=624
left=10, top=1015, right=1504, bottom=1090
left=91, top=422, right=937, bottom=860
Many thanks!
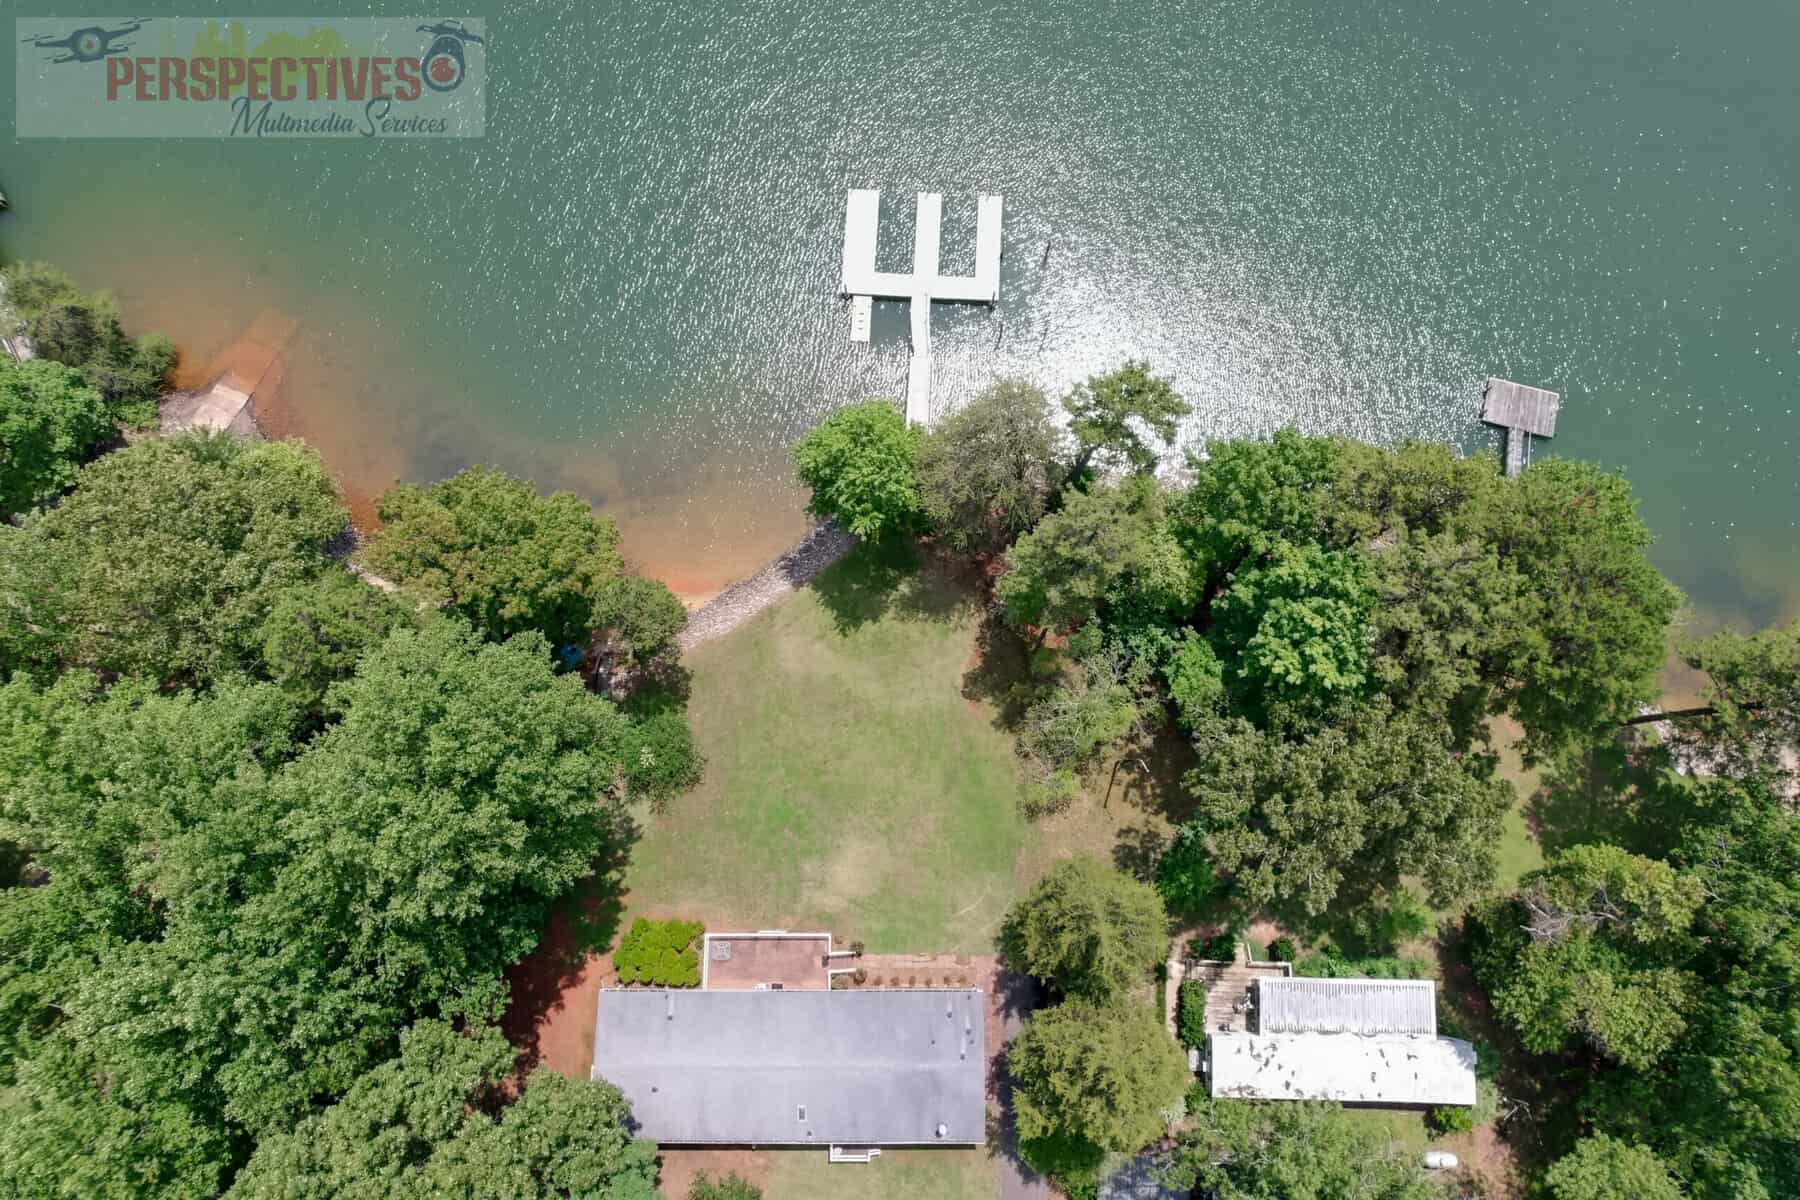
left=839, top=188, right=1002, bottom=424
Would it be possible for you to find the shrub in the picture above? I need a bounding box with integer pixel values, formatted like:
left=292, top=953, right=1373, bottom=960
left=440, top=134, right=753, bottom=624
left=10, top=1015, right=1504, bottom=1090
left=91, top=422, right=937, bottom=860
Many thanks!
left=1295, top=947, right=1431, bottom=980
left=1200, top=929, right=1239, bottom=962
left=1428, top=1105, right=1475, bottom=1135
left=1177, top=979, right=1208, bottom=1047
left=612, top=918, right=704, bottom=986
left=849, top=940, right=866, bottom=956
left=1018, top=1134, right=1105, bottom=1200
left=852, top=967, right=867, bottom=985
left=621, top=710, right=705, bottom=807
left=1267, top=936, right=1298, bottom=962
left=689, top=1172, right=762, bottom=1200
left=1155, top=822, right=1220, bottom=916
left=830, top=973, right=849, bottom=990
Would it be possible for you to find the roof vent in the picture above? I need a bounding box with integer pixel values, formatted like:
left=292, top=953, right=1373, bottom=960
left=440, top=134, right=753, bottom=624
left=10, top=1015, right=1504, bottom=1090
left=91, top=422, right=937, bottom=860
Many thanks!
left=936, top=1122, right=948, bottom=1139
left=796, top=1105, right=808, bottom=1122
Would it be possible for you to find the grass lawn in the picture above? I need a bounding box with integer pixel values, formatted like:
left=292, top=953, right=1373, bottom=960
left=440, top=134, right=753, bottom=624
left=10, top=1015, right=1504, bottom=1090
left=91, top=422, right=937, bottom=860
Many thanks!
left=1490, top=717, right=1547, bottom=890
left=622, top=546, right=1033, bottom=952
left=762, top=1149, right=998, bottom=1199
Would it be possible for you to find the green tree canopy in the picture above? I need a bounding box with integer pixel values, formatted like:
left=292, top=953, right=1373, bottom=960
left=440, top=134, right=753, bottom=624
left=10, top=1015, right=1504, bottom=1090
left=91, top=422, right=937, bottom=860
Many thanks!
left=0, top=357, right=112, bottom=517
left=1009, top=999, right=1188, bottom=1155
left=0, top=618, right=632, bottom=1186
left=1000, top=857, right=1168, bottom=1001
left=1187, top=707, right=1509, bottom=915
left=257, top=566, right=414, bottom=711
left=1671, top=618, right=1800, bottom=782
left=0, top=433, right=347, bottom=685
left=1469, top=769, right=1800, bottom=1200
left=1209, top=540, right=1375, bottom=729
left=363, top=465, right=627, bottom=650
left=1171, top=428, right=1343, bottom=580
left=1541, top=1135, right=1687, bottom=1200
left=997, top=476, right=1196, bottom=633
left=1061, top=360, right=1189, bottom=479
left=1158, top=1099, right=1434, bottom=1200
left=1, top=262, right=174, bottom=427
left=791, top=399, right=924, bottom=540
left=916, top=379, right=1063, bottom=554
left=1482, top=459, right=1682, bottom=758
left=229, top=1019, right=658, bottom=1200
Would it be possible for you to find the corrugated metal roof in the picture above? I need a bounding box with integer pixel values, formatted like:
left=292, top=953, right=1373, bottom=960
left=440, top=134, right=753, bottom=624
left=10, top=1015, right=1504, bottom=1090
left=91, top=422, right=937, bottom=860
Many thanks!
left=1256, top=977, right=1438, bottom=1036
left=1208, top=1032, right=1478, bottom=1106
left=591, top=989, right=985, bottom=1146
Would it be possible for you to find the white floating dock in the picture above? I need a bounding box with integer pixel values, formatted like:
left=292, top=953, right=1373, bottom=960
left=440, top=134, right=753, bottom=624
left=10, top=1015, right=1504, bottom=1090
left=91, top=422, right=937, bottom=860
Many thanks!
left=840, top=188, right=1003, bottom=425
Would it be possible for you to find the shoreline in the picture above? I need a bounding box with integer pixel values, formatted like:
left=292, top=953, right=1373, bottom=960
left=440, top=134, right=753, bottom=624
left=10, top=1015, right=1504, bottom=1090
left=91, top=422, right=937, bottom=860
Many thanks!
left=674, top=521, right=857, bottom=652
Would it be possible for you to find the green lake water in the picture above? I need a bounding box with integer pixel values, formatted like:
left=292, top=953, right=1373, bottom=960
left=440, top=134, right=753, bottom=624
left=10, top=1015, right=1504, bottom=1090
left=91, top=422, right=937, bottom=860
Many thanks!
left=2, top=0, right=1796, bottom=620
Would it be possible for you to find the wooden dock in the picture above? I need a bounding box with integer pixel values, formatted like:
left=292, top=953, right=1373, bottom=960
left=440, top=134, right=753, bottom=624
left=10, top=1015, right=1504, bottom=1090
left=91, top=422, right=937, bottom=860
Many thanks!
left=840, top=188, right=1003, bottom=424
left=1481, top=377, right=1560, bottom=476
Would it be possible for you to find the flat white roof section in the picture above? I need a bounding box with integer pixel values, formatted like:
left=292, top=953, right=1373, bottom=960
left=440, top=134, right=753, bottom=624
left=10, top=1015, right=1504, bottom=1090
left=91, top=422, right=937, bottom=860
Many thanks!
left=1208, top=1032, right=1478, bottom=1107
left=840, top=187, right=1002, bottom=425
left=1255, top=977, right=1438, bottom=1037
left=592, top=989, right=986, bottom=1146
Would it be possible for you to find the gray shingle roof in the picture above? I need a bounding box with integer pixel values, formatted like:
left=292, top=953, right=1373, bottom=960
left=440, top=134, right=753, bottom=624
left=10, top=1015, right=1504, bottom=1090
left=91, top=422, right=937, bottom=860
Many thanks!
left=1255, top=977, right=1438, bottom=1036
left=591, top=989, right=986, bottom=1146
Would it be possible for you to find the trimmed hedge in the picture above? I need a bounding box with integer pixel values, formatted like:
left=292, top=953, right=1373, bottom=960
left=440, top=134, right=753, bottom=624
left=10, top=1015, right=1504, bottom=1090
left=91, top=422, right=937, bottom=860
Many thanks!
left=613, top=917, right=704, bottom=986
left=1177, top=978, right=1208, bottom=1047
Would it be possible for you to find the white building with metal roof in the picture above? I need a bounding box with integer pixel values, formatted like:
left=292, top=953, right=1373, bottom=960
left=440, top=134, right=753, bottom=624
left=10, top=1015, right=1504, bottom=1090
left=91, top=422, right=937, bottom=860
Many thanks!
left=1204, top=976, right=1478, bottom=1107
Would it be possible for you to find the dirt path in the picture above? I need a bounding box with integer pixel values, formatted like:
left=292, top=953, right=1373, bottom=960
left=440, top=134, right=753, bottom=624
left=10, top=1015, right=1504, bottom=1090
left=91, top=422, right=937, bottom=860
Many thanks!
left=675, top=522, right=856, bottom=652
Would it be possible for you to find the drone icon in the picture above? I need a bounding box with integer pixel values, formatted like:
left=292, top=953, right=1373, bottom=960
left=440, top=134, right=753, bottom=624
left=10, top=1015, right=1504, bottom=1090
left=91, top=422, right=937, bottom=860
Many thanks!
left=21, top=19, right=148, bottom=65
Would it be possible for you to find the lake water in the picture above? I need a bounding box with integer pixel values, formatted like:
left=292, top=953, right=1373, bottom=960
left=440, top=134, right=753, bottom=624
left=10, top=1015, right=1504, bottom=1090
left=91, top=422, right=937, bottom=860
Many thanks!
left=3, top=0, right=1796, bottom=623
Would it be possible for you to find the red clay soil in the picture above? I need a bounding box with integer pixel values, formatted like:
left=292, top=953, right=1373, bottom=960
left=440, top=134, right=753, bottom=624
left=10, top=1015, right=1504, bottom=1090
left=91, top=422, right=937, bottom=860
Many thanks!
left=501, top=880, right=622, bottom=1081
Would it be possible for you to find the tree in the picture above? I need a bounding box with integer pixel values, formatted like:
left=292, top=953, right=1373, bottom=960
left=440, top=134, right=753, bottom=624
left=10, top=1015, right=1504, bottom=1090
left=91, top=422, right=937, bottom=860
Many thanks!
left=419, top=1068, right=658, bottom=1199
left=1209, top=540, right=1375, bottom=729
left=1670, top=619, right=1800, bottom=782
left=591, top=573, right=687, bottom=663
left=1164, top=630, right=1225, bottom=727
left=1159, top=1099, right=1434, bottom=1200
left=997, top=477, right=1195, bottom=633
left=792, top=400, right=923, bottom=541
left=258, top=567, right=413, bottom=710
left=1463, top=768, right=1800, bottom=1200
left=230, top=1020, right=658, bottom=1200
left=1541, top=1135, right=1687, bottom=1200
left=1154, top=822, right=1219, bottom=915
left=1471, top=846, right=1706, bottom=1070
left=1061, top=360, right=1189, bottom=479
left=0, top=618, right=633, bottom=1158
left=1484, top=460, right=1682, bottom=759
left=363, top=466, right=626, bottom=650
left=1171, top=429, right=1343, bottom=581
left=1, top=262, right=174, bottom=426
left=1009, top=999, right=1188, bottom=1155
left=0, top=358, right=112, bottom=517
left=1187, top=707, right=1509, bottom=915
left=0, top=433, right=347, bottom=685
left=1015, top=644, right=1149, bottom=814
left=1001, top=857, right=1168, bottom=1001
left=916, top=379, right=1062, bottom=553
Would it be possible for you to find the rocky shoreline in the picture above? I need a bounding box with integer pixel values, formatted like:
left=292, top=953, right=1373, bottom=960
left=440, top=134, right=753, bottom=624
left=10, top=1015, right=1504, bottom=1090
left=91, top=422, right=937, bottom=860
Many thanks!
left=676, top=521, right=856, bottom=652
